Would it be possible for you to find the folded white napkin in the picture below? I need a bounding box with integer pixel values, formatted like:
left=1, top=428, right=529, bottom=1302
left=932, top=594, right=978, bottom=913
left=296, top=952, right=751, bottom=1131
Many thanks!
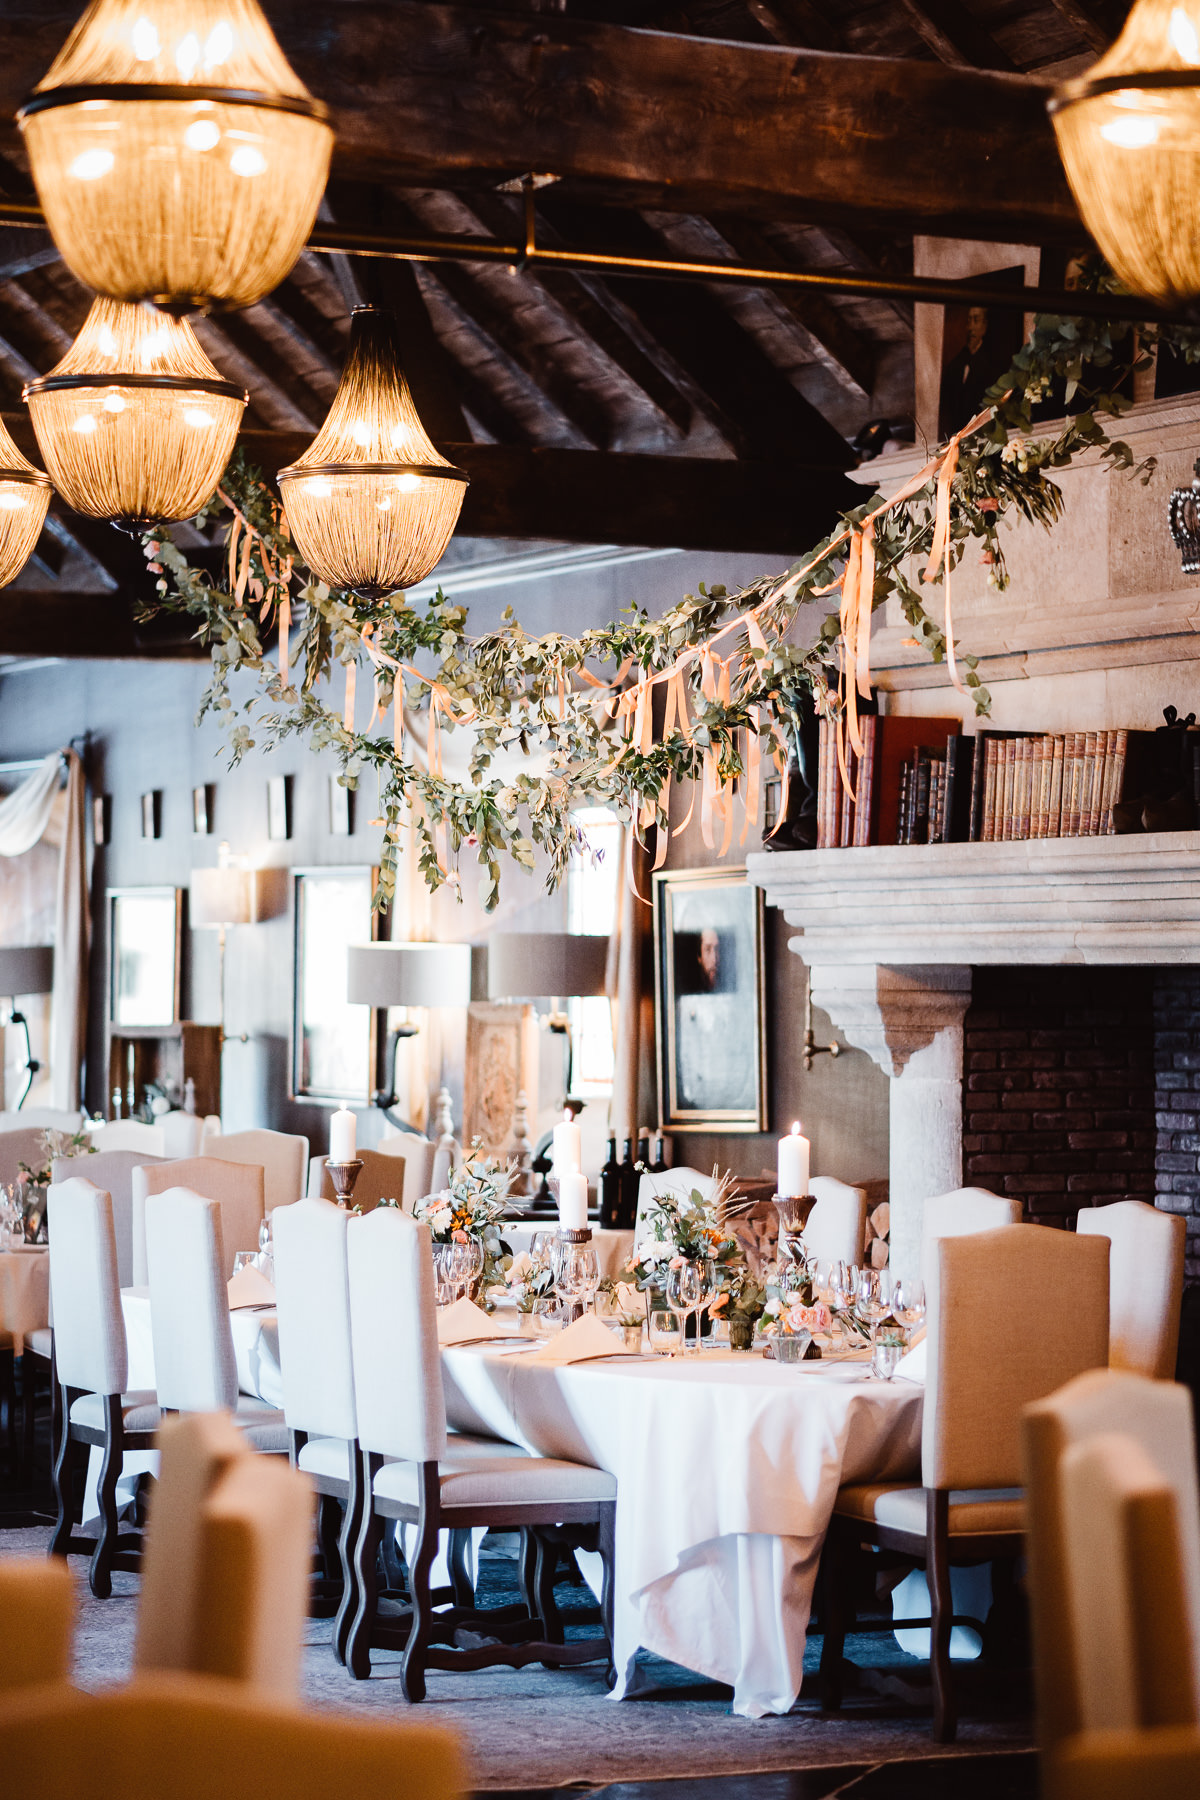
left=436, top=1296, right=507, bottom=1346
left=896, top=1336, right=927, bottom=1383
left=227, top=1265, right=276, bottom=1310
left=529, top=1313, right=635, bottom=1365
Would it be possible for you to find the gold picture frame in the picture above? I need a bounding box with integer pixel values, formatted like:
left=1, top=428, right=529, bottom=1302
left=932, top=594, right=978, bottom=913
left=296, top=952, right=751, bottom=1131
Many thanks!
left=653, top=866, right=767, bottom=1133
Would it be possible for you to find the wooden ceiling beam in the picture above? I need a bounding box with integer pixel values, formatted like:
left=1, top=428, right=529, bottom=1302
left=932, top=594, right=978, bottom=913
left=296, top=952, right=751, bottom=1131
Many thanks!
left=1042, top=0, right=1121, bottom=54
left=897, top=0, right=1017, bottom=70
left=1, top=4, right=1081, bottom=242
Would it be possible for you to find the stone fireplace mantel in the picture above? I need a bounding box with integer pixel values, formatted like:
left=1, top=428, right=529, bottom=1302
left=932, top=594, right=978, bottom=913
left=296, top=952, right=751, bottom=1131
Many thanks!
left=747, top=834, right=1200, bottom=1275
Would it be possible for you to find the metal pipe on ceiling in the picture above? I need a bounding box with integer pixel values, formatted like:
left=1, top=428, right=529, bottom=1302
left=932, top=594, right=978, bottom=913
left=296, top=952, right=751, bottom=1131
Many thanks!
left=0, top=197, right=1180, bottom=325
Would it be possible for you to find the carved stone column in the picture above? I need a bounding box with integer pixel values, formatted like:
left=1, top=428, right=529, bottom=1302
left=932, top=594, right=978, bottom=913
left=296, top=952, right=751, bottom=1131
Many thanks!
left=806, top=964, right=972, bottom=1281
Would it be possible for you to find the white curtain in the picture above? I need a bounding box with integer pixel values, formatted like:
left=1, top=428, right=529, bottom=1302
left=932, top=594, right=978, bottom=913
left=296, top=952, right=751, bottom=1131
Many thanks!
left=50, top=751, right=89, bottom=1112
left=0, top=752, right=64, bottom=856
left=0, top=749, right=90, bottom=1111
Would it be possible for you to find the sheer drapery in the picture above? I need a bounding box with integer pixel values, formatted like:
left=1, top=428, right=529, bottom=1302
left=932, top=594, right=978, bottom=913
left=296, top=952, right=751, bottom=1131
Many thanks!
left=0, top=748, right=90, bottom=1111
left=608, top=826, right=651, bottom=1143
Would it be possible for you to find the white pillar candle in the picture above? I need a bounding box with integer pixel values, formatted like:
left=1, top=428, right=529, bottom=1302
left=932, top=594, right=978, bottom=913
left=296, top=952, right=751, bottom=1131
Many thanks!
left=552, top=1118, right=582, bottom=1175
left=558, top=1169, right=589, bottom=1233
left=330, top=1107, right=356, bottom=1164
left=777, top=1120, right=810, bottom=1197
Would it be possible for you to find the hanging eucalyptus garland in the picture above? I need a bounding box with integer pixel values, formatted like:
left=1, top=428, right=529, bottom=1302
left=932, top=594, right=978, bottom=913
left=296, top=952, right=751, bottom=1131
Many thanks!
left=137, top=267, right=1200, bottom=913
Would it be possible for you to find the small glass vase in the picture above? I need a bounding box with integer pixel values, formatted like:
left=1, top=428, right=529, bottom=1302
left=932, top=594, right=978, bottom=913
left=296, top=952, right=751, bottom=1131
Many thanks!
left=728, top=1315, right=754, bottom=1352
left=871, top=1341, right=903, bottom=1381
left=774, top=1330, right=813, bottom=1365
left=622, top=1323, right=644, bottom=1353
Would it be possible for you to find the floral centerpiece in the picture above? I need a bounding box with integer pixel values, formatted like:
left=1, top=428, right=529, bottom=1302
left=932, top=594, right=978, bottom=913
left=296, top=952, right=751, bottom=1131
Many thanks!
left=620, top=1173, right=744, bottom=1337
left=502, top=1247, right=556, bottom=1316
left=16, top=1127, right=96, bottom=1242
left=410, top=1142, right=515, bottom=1306
left=710, top=1266, right=770, bottom=1350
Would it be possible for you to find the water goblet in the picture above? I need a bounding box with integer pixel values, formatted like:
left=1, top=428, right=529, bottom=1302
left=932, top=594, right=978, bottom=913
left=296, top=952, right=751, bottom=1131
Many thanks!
left=557, top=1242, right=600, bottom=1318
left=892, top=1277, right=926, bottom=1339
left=666, top=1260, right=701, bottom=1357
left=455, top=1238, right=484, bottom=1304
left=258, top=1212, right=273, bottom=1255
left=855, top=1268, right=890, bottom=1348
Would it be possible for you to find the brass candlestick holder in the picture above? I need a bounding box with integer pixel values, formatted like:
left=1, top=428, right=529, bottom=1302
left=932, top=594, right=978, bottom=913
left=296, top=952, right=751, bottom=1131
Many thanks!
left=327, top=1158, right=363, bottom=1209
left=773, top=1192, right=816, bottom=1266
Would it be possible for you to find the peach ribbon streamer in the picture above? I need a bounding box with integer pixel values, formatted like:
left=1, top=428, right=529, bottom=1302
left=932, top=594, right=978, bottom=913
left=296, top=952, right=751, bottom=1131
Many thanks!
left=343, top=661, right=356, bottom=733
left=277, top=596, right=290, bottom=692
left=920, top=441, right=970, bottom=696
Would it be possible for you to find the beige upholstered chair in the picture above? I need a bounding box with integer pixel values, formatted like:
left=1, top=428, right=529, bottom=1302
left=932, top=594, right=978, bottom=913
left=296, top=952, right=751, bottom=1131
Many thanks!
left=143, top=1189, right=286, bottom=1452
left=135, top=1412, right=312, bottom=1697
left=821, top=1223, right=1109, bottom=1741
left=804, top=1176, right=868, bottom=1269
left=378, top=1133, right=436, bottom=1212
left=307, top=1148, right=406, bottom=1215
left=1076, top=1201, right=1185, bottom=1379
left=159, top=1112, right=205, bottom=1159
left=346, top=1207, right=616, bottom=1694
left=88, top=1121, right=166, bottom=1158
left=132, top=1156, right=265, bottom=1284
left=0, top=1125, right=50, bottom=1189
left=1038, top=1424, right=1200, bottom=1800
left=0, top=1558, right=73, bottom=1692
left=920, top=1186, right=1023, bottom=1277
left=47, top=1176, right=160, bottom=1597
left=273, top=1196, right=363, bottom=1666
left=0, top=1673, right=465, bottom=1800
left=52, top=1150, right=167, bottom=1291
left=200, top=1127, right=309, bottom=1215
left=1022, top=1368, right=1200, bottom=1761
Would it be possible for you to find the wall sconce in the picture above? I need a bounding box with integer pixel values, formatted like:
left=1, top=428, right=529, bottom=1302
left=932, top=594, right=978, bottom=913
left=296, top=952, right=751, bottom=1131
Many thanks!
left=346, top=941, right=473, bottom=1132
left=486, top=932, right=609, bottom=1104
left=0, top=945, right=53, bottom=1108
left=190, top=843, right=258, bottom=1043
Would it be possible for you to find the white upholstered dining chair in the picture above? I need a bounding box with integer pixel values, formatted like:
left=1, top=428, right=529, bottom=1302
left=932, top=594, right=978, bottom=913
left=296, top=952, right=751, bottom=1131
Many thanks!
left=635, top=1166, right=717, bottom=1243
left=47, top=1176, right=160, bottom=1597
left=804, top=1176, right=868, bottom=1268
left=159, top=1111, right=206, bottom=1159
left=345, top=1206, right=616, bottom=1694
left=378, top=1133, right=436, bottom=1212
left=273, top=1196, right=363, bottom=1665
left=199, top=1127, right=309, bottom=1215
left=920, top=1186, right=1023, bottom=1277
left=52, top=1149, right=167, bottom=1291
left=143, top=1188, right=287, bottom=1452
left=88, top=1120, right=167, bottom=1157
left=132, top=1156, right=264, bottom=1284
left=821, top=1222, right=1109, bottom=1742
left=135, top=1411, right=313, bottom=1698
left=1076, top=1200, right=1185, bottom=1379
left=1022, top=1368, right=1200, bottom=1763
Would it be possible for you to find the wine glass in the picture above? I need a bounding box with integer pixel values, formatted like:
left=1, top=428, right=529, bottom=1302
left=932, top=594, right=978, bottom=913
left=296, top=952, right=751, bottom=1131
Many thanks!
left=258, top=1213, right=273, bottom=1255
left=694, top=1257, right=718, bottom=1350
left=855, top=1268, right=891, bottom=1347
left=557, top=1242, right=600, bottom=1317
left=454, top=1239, right=484, bottom=1303
left=666, top=1260, right=701, bottom=1357
left=892, top=1277, right=926, bottom=1339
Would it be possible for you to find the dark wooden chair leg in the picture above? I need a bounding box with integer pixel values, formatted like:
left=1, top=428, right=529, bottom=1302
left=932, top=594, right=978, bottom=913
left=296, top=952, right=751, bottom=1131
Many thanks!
left=333, top=1448, right=364, bottom=1668
left=0, top=1345, right=15, bottom=1473
left=89, top=1397, right=125, bottom=1600
left=346, top=1452, right=382, bottom=1681
left=316, top=1492, right=342, bottom=1586
left=400, top=1465, right=441, bottom=1705
left=380, top=1518, right=407, bottom=1595
left=532, top=1530, right=564, bottom=1645
left=927, top=1489, right=957, bottom=1744
left=517, top=1526, right=538, bottom=1619
left=49, top=1388, right=78, bottom=1560
left=448, top=1528, right=474, bottom=1607
left=597, top=1501, right=617, bottom=1679
left=818, top=1520, right=852, bottom=1710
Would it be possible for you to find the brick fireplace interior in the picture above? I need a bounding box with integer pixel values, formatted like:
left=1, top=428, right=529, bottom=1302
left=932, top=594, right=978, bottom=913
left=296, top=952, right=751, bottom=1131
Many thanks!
left=963, top=965, right=1200, bottom=1285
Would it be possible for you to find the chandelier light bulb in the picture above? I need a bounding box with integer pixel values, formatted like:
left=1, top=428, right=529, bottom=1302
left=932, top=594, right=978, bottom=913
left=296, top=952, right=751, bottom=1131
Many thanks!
left=278, top=308, right=468, bottom=601
left=1050, top=0, right=1200, bottom=301
left=0, top=419, right=52, bottom=587
left=18, top=0, right=334, bottom=313
left=24, top=296, right=246, bottom=530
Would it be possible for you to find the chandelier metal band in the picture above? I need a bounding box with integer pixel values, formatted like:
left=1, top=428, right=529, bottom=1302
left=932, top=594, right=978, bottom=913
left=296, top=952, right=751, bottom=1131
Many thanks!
left=1049, top=68, right=1200, bottom=111
left=277, top=460, right=469, bottom=484
left=0, top=468, right=53, bottom=489
left=17, top=83, right=331, bottom=124
left=23, top=372, right=248, bottom=403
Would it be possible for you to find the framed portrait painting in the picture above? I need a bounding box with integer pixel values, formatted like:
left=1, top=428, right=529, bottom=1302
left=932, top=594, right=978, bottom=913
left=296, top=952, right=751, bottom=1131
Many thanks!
left=653, top=866, right=767, bottom=1133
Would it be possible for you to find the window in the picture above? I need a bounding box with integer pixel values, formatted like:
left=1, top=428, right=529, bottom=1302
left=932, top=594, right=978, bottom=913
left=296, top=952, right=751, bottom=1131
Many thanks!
left=567, top=806, right=621, bottom=1094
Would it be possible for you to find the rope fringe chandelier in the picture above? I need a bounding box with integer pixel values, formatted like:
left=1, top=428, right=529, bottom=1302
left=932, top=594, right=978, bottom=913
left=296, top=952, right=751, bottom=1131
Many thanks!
left=18, top=0, right=333, bottom=313
left=1051, top=0, right=1200, bottom=301
left=25, top=297, right=247, bottom=529
left=278, top=307, right=469, bottom=601
left=0, top=420, right=52, bottom=587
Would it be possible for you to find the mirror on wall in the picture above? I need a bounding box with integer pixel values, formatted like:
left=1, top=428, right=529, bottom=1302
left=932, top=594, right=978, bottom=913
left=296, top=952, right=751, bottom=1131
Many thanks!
left=108, top=887, right=182, bottom=1028
left=291, top=865, right=380, bottom=1103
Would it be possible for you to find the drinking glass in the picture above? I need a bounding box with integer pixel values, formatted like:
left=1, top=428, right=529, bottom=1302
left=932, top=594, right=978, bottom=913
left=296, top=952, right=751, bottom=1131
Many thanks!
left=694, top=1257, right=718, bottom=1350
left=232, top=1250, right=257, bottom=1277
left=666, top=1260, right=702, bottom=1357
left=855, top=1268, right=891, bottom=1347
left=892, top=1277, right=926, bottom=1338
left=648, top=1307, right=681, bottom=1356
left=557, top=1242, right=601, bottom=1317
left=453, top=1239, right=484, bottom=1303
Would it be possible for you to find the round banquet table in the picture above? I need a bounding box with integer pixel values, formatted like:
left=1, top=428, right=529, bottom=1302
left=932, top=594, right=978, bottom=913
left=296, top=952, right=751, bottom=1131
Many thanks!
left=117, top=1290, right=922, bottom=1718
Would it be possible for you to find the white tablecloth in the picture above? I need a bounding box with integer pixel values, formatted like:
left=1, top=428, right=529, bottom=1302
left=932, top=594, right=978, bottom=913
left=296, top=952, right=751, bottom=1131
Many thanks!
left=121, top=1289, right=284, bottom=1408
left=441, top=1342, right=923, bottom=1717
left=0, top=1246, right=49, bottom=1351
left=118, top=1285, right=922, bottom=1718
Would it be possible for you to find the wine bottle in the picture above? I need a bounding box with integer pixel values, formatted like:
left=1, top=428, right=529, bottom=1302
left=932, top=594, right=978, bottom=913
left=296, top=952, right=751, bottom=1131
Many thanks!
left=651, top=1132, right=668, bottom=1173
left=618, top=1135, right=638, bottom=1231
left=599, top=1134, right=621, bottom=1229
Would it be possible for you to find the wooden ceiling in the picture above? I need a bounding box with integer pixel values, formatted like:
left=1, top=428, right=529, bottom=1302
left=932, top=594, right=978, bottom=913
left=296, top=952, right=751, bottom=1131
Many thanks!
left=0, top=0, right=1121, bottom=656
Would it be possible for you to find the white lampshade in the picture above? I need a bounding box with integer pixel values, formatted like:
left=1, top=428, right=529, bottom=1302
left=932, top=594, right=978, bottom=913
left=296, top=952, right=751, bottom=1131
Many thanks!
left=190, top=865, right=254, bottom=928
left=347, top=942, right=472, bottom=1010
left=486, top=933, right=609, bottom=1002
left=0, top=945, right=53, bottom=995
